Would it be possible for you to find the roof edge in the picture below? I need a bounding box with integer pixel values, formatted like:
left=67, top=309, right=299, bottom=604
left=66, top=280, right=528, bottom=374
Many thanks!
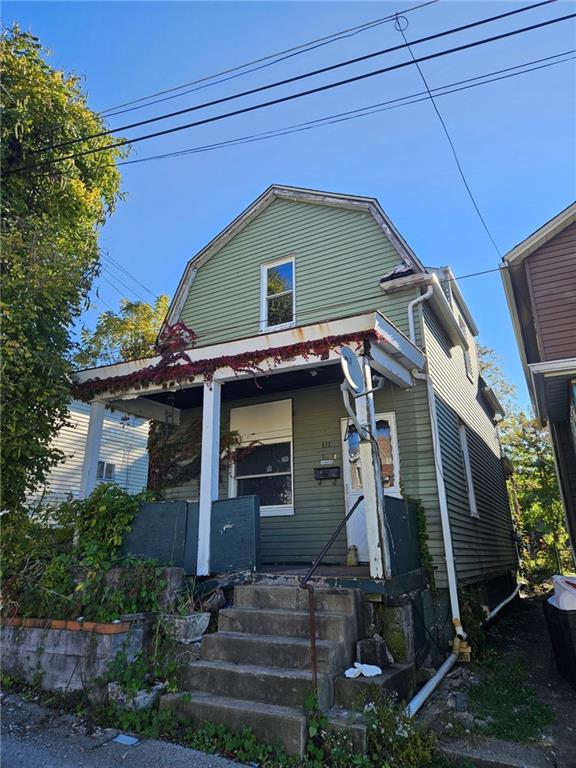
left=503, top=201, right=576, bottom=266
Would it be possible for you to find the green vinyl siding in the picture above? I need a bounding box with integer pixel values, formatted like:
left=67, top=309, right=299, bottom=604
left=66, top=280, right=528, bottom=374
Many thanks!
left=163, top=378, right=438, bottom=566
left=422, top=304, right=517, bottom=585
left=178, top=197, right=413, bottom=344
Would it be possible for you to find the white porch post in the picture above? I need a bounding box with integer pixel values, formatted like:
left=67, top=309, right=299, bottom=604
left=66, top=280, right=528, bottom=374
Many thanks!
left=78, top=400, right=106, bottom=500
left=359, top=356, right=391, bottom=580
left=197, top=379, right=222, bottom=576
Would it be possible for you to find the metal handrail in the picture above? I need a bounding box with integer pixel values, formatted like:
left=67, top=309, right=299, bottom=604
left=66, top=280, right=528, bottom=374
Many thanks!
left=298, top=495, right=365, bottom=693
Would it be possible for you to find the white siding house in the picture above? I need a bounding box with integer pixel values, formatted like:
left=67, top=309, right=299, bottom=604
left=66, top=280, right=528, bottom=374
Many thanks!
left=30, top=401, right=149, bottom=503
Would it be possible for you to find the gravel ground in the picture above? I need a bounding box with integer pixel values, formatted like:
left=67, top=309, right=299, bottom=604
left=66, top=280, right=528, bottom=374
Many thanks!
left=1, top=694, right=242, bottom=768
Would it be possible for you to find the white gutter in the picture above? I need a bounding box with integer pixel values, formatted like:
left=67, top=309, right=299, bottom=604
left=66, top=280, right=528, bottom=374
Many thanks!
left=407, top=286, right=434, bottom=345
left=482, top=585, right=520, bottom=624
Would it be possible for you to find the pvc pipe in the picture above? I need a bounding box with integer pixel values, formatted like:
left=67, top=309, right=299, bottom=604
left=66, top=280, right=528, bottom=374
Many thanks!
left=482, top=585, right=520, bottom=624
left=407, top=651, right=458, bottom=718
left=408, top=285, right=433, bottom=344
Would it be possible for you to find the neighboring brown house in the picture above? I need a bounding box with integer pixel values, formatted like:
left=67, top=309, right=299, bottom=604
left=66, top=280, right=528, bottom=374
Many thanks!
left=501, top=202, right=576, bottom=559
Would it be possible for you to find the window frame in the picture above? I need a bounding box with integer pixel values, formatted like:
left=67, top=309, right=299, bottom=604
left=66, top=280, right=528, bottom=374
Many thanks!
left=259, top=256, right=296, bottom=333
left=97, top=460, right=116, bottom=482
left=458, top=420, right=478, bottom=518
left=457, top=314, right=474, bottom=382
left=228, top=399, right=294, bottom=517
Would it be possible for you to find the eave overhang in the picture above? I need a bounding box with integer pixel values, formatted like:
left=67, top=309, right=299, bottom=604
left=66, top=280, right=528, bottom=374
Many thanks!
left=74, top=311, right=425, bottom=403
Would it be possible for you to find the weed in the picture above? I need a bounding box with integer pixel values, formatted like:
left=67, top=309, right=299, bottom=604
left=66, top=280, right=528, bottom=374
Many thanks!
left=469, top=654, right=554, bottom=741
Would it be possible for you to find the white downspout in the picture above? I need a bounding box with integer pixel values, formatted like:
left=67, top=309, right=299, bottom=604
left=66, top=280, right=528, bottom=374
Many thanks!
left=408, top=285, right=433, bottom=345
left=405, top=286, right=469, bottom=717
left=482, top=584, right=520, bottom=624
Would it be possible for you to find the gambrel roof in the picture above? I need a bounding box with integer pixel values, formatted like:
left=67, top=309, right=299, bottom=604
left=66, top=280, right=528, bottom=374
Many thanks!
left=164, top=185, right=426, bottom=327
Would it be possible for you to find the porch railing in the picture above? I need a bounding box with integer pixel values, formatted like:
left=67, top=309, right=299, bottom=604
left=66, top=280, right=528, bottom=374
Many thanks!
left=298, top=494, right=364, bottom=693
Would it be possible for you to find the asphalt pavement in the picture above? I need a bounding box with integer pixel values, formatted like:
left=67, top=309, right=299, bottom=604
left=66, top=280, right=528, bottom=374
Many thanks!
left=1, top=694, right=242, bottom=768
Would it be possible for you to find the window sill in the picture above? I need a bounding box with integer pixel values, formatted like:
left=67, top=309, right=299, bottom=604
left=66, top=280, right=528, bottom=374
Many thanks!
left=259, top=321, right=296, bottom=334
left=260, top=505, right=294, bottom=517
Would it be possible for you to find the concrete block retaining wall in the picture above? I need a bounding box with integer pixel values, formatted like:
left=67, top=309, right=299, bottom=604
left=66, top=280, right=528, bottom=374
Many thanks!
left=1, top=622, right=145, bottom=692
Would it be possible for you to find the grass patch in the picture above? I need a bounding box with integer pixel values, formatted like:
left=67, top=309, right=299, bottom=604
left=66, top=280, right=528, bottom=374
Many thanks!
left=469, top=654, right=553, bottom=741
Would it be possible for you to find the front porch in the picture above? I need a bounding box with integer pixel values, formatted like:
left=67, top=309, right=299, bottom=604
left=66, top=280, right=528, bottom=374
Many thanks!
left=74, top=311, right=426, bottom=580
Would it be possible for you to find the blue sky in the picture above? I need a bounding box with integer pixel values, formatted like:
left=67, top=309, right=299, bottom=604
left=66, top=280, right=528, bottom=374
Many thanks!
left=5, top=1, right=576, bottom=406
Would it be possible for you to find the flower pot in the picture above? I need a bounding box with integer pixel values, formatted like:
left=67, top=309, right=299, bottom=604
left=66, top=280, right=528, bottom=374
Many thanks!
left=162, top=613, right=210, bottom=644
left=50, top=620, right=66, bottom=630
left=22, top=618, right=40, bottom=628
left=3, top=616, right=22, bottom=627
left=81, top=621, right=96, bottom=632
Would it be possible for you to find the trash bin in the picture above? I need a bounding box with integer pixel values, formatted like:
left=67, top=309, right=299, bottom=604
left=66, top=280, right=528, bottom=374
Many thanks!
left=543, top=596, right=576, bottom=690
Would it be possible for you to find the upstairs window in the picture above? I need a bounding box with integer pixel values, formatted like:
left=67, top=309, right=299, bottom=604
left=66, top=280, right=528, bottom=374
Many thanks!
left=458, top=421, right=478, bottom=518
left=260, top=257, right=295, bottom=331
left=458, top=314, right=474, bottom=381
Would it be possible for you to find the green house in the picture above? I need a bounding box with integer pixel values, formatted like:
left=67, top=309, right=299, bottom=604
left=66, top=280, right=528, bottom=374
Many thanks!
left=75, top=185, right=517, bottom=623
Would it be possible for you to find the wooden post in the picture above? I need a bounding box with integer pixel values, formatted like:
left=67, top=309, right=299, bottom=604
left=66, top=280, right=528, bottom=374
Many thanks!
left=78, top=400, right=106, bottom=500
left=197, top=379, right=222, bottom=576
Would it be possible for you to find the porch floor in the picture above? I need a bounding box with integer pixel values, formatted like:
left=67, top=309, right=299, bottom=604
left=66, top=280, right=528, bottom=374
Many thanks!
left=260, top=565, right=371, bottom=578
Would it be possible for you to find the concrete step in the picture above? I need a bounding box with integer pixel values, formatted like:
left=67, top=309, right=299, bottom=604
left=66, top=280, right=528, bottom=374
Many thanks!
left=201, top=631, right=351, bottom=673
left=334, top=663, right=416, bottom=708
left=159, top=691, right=307, bottom=756
left=218, top=607, right=358, bottom=644
left=326, top=707, right=368, bottom=753
left=234, top=585, right=358, bottom=615
left=178, top=659, right=333, bottom=710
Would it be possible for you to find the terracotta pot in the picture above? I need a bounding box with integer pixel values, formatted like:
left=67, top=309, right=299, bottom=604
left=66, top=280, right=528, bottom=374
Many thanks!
left=81, top=621, right=96, bottom=632
left=3, top=617, right=22, bottom=627
left=95, top=622, right=128, bottom=634
left=22, top=618, right=40, bottom=628
left=50, top=620, right=66, bottom=630
left=65, top=620, right=82, bottom=631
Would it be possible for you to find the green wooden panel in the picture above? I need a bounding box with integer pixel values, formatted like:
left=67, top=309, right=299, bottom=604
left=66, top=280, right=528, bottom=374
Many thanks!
left=423, top=303, right=517, bottom=586
left=178, top=198, right=411, bottom=345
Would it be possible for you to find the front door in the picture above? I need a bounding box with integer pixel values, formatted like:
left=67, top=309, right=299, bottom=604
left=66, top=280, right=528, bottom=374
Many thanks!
left=340, top=413, right=400, bottom=563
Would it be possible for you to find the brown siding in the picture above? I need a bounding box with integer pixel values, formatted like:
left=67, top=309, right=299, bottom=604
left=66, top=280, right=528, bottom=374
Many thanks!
left=525, top=221, right=576, bottom=361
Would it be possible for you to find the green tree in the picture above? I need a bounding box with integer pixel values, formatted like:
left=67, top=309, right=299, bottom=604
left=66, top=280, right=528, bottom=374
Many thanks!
left=75, top=295, right=170, bottom=367
left=1, top=26, right=127, bottom=510
left=478, top=345, right=571, bottom=576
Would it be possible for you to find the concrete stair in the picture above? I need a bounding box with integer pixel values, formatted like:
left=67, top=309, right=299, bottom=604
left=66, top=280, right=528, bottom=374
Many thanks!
left=160, top=583, right=414, bottom=757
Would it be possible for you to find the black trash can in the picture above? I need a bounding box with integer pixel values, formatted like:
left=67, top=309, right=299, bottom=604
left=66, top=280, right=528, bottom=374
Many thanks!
left=543, top=597, right=576, bottom=690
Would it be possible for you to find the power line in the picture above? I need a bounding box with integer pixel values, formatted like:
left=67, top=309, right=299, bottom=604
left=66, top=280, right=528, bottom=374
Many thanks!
left=33, top=0, right=561, bottom=155
left=110, top=52, right=574, bottom=170
left=101, top=253, right=159, bottom=300
left=101, top=0, right=439, bottom=118
left=11, top=11, right=575, bottom=175
left=394, top=13, right=502, bottom=256
left=100, top=264, right=148, bottom=302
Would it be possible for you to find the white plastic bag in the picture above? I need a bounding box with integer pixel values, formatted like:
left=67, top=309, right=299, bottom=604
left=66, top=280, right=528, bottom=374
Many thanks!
left=344, top=662, right=383, bottom=678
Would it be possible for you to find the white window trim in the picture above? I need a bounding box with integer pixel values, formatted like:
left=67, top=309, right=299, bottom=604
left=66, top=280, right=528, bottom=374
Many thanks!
left=457, top=314, right=474, bottom=383
left=459, top=421, right=479, bottom=518
left=259, top=255, right=295, bottom=333
left=229, top=439, right=294, bottom=517
left=341, top=411, right=402, bottom=498
left=97, top=460, right=116, bottom=482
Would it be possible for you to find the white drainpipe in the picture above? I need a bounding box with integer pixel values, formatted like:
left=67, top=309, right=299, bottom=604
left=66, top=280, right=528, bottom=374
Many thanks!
left=406, top=287, right=468, bottom=718
left=482, top=584, right=520, bottom=624
left=408, top=285, right=433, bottom=345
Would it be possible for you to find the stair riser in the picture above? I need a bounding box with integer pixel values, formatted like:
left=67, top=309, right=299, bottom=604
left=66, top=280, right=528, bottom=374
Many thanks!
left=160, top=694, right=307, bottom=757
left=219, top=609, right=358, bottom=644
left=334, top=664, right=416, bottom=709
left=179, top=663, right=333, bottom=710
left=201, top=633, right=352, bottom=673
left=234, top=586, right=357, bottom=615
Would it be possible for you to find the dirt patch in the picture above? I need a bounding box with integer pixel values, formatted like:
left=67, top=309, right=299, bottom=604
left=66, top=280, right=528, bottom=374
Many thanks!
left=420, top=591, right=576, bottom=767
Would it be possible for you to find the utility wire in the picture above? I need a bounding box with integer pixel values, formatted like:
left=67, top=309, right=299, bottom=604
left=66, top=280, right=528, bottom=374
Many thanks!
left=33, top=0, right=561, bottom=155
left=101, top=253, right=159, bottom=300
left=11, top=11, right=575, bottom=175
left=394, top=13, right=502, bottom=256
left=110, top=52, right=574, bottom=169
left=100, top=264, right=148, bottom=302
left=101, top=0, right=439, bottom=118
